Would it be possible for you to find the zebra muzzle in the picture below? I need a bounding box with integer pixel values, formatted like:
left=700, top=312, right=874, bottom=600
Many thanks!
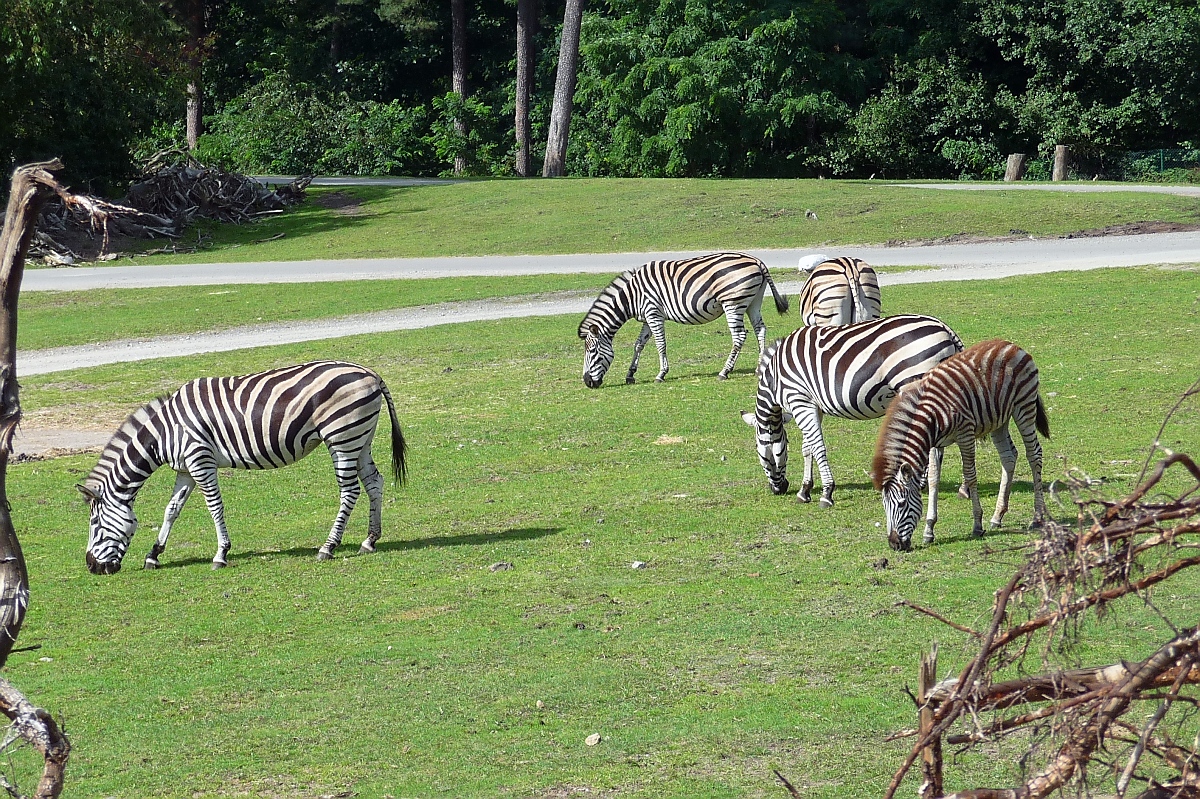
left=86, top=551, right=122, bottom=575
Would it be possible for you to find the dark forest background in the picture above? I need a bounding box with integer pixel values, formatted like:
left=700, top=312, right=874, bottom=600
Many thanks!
left=3, top=0, right=1199, bottom=191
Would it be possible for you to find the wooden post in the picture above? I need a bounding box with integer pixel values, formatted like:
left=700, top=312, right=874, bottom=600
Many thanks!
left=1004, top=154, right=1027, bottom=182
left=0, top=160, right=71, bottom=798
left=1052, top=145, right=1070, bottom=181
left=917, top=644, right=943, bottom=799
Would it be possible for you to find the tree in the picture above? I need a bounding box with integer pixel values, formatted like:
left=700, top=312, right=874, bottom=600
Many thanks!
left=450, top=0, right=469, bottom=174
left=542, top=0, right=583, bottom=176
left=515, top=0, right=536, bottom=175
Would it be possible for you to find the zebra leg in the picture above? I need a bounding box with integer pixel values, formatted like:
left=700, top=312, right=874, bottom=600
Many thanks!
left=626, top=323, right=652, bottom=384
left=318, top=450, right=363, bottom=560
left=192, top=465, right=232, bottom=569
left=799, top=440, right=814, bottom=503
left=357, top=453, right=385, bottom=555
left=647, top=312, right=669, bottom=382
left=145, top=472, right=196, bottom=569
left=957, top=434, right=984, bottom=537
left=989, top=426, right=1019, bottom=529
left=717, top=303, right=747, bottom=379
left=796, top=407, right=835, bottom=507
left=747, top=302, right=767, bottom=364
left=923, top=447, right=944, bottom=544
left=1016, top=405, right=1047, bottom=529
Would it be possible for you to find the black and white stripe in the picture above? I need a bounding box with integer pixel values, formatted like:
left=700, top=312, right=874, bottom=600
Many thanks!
left=872, top=339, right=1049, bottom=551
left=578, top=252, right=788, bottom=387
left=797, top=256, right=881, bottom=326
left=741, top=314, right=963, bottom=517
left=79, top=361, right=407, bottom=573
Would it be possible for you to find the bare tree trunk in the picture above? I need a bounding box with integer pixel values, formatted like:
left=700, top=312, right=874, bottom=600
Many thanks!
left=1052, top=145, right=1070, bottom=181
left=0, top=160, right=72, bottom=799
left=183, top=0, right=205, bottom=151
left=515, top=0, right=536, bottom=176
left=542, top=0, right=584, bottom=177
left=1004, top=153, right=1026, bottom=182
left=451, top=0, right=469, bottom=176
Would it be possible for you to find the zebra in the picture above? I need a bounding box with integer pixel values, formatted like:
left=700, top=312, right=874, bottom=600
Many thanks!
left=579, top=252, right=788, bottom=388
left=797, top=255, right=882, bottom=327
left=740, top=314, right=963, bottom=526
left=78, top=361, right=407, bottom=574
left=871, top=339, right=1049, bottom=551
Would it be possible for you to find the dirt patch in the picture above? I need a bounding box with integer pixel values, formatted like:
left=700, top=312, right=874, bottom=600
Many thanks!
left=887, top=220, right=1200, bottom=247
left=1060, top=221, right=1200, bottom=238
left=312, top=191, right=366, bottom=216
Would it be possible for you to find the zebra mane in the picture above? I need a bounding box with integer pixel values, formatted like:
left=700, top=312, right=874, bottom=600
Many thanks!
left=85, top=394, right=171, bottom=487
left=578, top=270, right=634, bottom=338
left=870, top=381, right=925, bottom=490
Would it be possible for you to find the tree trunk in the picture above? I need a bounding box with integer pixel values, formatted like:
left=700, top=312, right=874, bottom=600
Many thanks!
left=1004, top=153, right=1026, bottom=182
left=542, top=0, right=584, bottom=177
left=1052, top=145, right=1070, bottom=181
left=0, top=160, right=72, bottom=798
left=183, top=0, right=205, bottom=151
left=451, top=0, right=469, bottom=176
left=515, top=0, right=536, bottom=176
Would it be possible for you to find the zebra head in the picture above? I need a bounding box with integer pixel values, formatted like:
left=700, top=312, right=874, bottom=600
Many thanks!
left=879, top=465, right=925, bottom=552
left=78, top=481, right=136, bottom=574
left=740, top=407, right=789, bottom=495
left=580, top=324, right=615, bottom=389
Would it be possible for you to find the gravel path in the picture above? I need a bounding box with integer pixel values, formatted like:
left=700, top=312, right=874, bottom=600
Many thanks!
left=21, top=230, right=1200, bottom=291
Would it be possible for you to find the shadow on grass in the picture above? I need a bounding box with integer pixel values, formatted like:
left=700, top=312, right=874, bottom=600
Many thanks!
left=150, top=526, right=561, bottom=570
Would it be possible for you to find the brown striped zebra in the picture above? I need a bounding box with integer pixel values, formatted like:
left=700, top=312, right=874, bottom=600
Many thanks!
left=871, top=339, right=1050, bottom=551
left=579, top=252, right=788, bottom=387
left=797, top=255, right=882, bottom=326
left=79, top=361, right=407, bottom=573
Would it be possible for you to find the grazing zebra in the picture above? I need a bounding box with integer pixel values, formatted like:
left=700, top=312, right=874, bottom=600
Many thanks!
left=78, top=361, right=407, bottom=574
left=740, top=314, right=963, bottom=522
left=871, top=339, right=1049, bottom=552
left=797, top=256, right=882, bottom=327
left=579, top=252, right=788, bottom=388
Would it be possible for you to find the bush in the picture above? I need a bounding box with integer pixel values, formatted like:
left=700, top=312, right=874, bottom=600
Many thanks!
left=195, top=71, right=438, bottom=176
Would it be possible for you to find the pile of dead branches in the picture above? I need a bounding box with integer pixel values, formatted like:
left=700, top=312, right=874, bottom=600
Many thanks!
left=1, top=152, right=309, bottom=263
left=886, top=380, right=1200, bottom=799
left=126, top=150, right=310, bottom=225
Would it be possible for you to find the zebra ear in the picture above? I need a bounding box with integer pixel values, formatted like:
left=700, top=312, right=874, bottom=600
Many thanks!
left=76, top=482, right=101, bottom=503
left=740, top=411, right=756, bottom=427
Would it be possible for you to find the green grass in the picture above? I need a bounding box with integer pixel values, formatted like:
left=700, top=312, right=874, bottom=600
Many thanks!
left=87, top=179, right=1200, bottom=265
left=17, top=274, right=614, bottom=350
left=5, top=267, right=1200, bottom=797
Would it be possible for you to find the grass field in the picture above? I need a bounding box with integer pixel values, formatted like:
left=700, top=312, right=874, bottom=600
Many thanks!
left=5, top=267, right=1199, bottom=797
left=16, top=274, right=614, bottom=351
left=83, top=179, right=1200, bottom=265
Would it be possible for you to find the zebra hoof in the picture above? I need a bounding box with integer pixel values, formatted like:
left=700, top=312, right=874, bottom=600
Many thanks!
left=970, top=526, right=985, bottom=539
left=654, top=377, right=665, bottom=383
left=1029, top=519, right=1045, bottom=531
left=717, top=373, right=729, bottom=381
left=923, top=531, right=935, bottom=545
left=958, top=485, right=971, bottom=500
left=625, top=376, right=636, bottom=385
left=989, top=520, right=1002, bottom=530
left=316, top=549, right=333, bottom=562
left=358, top=543, right=377, bottom=555
left=143, top=558, right=159, bottom=570
left=211, top=560, right=227, bottom=570
left=819, top=497, right=834, bottom=509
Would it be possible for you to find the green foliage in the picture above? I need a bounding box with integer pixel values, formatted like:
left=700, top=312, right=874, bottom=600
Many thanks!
left=569, top=0, right=860, bottom=177
left=196, top=70, right=437, bottom=175
left=0, top=0, right=181, bottom=191
left=837, top=57, right=1007, bottom=179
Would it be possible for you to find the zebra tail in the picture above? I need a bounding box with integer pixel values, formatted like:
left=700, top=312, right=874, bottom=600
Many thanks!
left=1035, top=393, right=1051, bottom=439
left=379, top=379, right=408, bottom=485
left=760, top=262, right=789, bottom=315
left=851, top=278, right=869, bottom=323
